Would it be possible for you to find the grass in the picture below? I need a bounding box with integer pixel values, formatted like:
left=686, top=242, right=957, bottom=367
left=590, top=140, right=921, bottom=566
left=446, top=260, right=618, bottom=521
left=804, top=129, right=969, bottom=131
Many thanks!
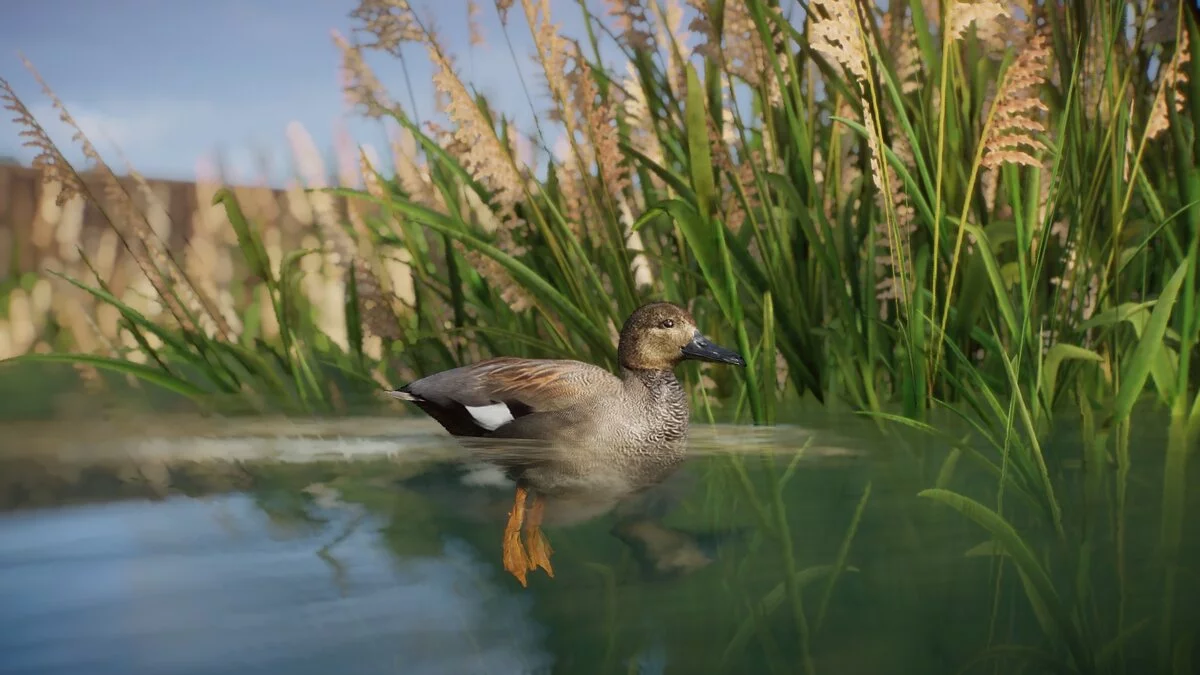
left=1, top=0, right=1199, bottom=672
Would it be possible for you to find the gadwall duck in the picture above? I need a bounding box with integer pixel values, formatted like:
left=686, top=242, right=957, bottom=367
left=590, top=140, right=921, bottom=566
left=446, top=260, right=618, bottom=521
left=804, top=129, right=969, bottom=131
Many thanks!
left=386, top=301, right=745, bottom=585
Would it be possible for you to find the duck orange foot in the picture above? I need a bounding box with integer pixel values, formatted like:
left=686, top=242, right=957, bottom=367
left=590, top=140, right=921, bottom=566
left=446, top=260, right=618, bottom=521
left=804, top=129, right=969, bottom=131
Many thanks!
left=523, top=493, right=554, bottom=578
left=501, top=486, right=555, bottom=586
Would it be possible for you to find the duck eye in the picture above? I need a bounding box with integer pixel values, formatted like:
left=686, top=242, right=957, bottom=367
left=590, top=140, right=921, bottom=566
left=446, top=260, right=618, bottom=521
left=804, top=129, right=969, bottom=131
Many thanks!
left=660, top=319, right=675, bottom=329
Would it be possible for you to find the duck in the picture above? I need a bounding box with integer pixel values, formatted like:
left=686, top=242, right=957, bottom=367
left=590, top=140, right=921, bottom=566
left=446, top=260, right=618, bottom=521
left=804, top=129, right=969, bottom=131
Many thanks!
left=386, top=301, right=745, bottom=586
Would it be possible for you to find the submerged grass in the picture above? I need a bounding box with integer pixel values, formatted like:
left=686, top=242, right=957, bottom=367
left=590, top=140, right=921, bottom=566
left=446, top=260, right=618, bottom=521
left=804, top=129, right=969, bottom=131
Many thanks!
left=1, top=0, right=1198, bottom=672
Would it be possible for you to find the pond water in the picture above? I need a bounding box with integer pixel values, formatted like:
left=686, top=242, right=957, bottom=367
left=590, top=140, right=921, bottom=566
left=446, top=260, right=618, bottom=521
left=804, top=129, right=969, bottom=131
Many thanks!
left=0, top=413, right=1195, bottom=675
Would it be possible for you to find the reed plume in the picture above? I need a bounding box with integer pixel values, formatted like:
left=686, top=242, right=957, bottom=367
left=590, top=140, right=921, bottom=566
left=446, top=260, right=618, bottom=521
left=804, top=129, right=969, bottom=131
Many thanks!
left=981, top=31, right=1051, bottom=169
left=349, top=0, right=423, bottom=55
left=555, top=151, right=588, bottom=232
left=286, top=121, right=350, bottom=350
left=495, top=0, right=513, bottom=25
left=621, top=62, right=666, bottom=195
left=810, top=1, right=913, bottom=313
left=0, top=77, right=82, bottom=206
left=651, top=0, right=689, bottom=100
left=521, top=0, right=572, bottom=120
left=423, top=25, right=535, bottom=312
left=333, top=30, right=395, bottom=120
left=384, top=126, right=437, bottom=214
left=692, top=0, right=791, bottom=105
left=606, top=0, right=655, bottom=52
left=9, top=59, right=236, bottom=342
left=568, top=47, right=630, bottom=204
left=1146, top=28, right=1190, bottom=141
left=467, top=0, right=486, bottom=47
left=865, top=97, right=917, bottom=318
left=427, top=37, right=525, bottom=231
left=808, top=0, right=871, bottom=87
left=946, top=1, right=1010, bottom=43
left=881, top=8, right=922, bottom=94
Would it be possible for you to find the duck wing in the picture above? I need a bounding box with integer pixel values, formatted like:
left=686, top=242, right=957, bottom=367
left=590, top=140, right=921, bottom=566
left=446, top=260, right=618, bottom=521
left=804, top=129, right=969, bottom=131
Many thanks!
left=389, top=357, right=621, bottom=438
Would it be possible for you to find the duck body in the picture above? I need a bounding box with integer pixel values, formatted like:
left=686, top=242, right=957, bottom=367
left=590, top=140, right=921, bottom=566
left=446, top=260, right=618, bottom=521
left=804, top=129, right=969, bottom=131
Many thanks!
left=392, top=357, right=692, bottom=491
left=387, top=301, right=745, bottom=585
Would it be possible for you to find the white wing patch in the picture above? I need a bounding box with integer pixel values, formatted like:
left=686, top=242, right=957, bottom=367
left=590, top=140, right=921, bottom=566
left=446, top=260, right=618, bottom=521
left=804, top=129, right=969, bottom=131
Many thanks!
left=464, top=402, right=516, bottom=431
left=460, top=462, right=512, bottom=488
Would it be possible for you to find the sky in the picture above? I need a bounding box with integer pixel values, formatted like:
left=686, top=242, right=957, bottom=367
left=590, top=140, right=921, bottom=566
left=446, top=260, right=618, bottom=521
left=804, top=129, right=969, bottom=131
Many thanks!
left=6, top=2, right=1187, bottom=188
left=0, top=0, right=613, bottom=186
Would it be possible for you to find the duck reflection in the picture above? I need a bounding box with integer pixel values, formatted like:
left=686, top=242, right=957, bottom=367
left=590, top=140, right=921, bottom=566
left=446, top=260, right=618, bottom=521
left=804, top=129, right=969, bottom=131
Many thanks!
left=404, top=439, right=734, bottom=586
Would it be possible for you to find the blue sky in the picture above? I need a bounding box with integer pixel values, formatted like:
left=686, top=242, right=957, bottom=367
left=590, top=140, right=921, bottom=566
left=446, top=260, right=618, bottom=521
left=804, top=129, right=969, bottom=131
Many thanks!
left=8, top=1, right=1178, bottom=187
left=0, top=0, right=609, bottom=185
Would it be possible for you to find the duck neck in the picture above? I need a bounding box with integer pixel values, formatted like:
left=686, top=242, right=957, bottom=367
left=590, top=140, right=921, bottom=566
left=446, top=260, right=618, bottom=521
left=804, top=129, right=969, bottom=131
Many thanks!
left=621, top=367, right=690, bottom=451
left=621, top=367, right=685, bottom=403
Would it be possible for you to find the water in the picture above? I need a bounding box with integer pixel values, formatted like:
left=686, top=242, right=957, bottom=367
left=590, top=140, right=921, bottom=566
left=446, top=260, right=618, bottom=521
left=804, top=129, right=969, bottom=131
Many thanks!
left=0, top=413, right=1196, bottom=674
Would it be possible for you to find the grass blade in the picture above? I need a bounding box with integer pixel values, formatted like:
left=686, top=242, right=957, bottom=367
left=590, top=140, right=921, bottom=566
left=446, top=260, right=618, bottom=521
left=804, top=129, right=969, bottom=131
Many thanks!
left=919, top=488, right=1092, bottom=672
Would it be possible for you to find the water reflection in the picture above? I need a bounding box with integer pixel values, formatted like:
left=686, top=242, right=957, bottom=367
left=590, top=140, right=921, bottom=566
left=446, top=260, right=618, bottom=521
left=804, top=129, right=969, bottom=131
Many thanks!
left=0, top=495, right=555, bottom=675
left=0, top=418, right=855, bottom=675
left=8, top=414, right=1188, bottom=674
left=402, top=453, right=737, bottom=585
left=409, top=422, right=842, bottom=587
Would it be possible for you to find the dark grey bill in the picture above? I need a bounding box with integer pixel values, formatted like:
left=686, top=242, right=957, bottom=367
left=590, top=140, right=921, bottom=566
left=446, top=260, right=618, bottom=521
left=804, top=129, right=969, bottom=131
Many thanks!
left=680, top=331, right=746, bottom=366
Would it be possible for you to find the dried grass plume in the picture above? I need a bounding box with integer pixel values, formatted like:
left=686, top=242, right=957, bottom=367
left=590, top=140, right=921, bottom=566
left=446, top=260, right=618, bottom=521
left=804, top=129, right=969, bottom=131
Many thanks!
left=1147, top=29, right=1190, bottom=141
left=981, top=32, right=1051, bottom=168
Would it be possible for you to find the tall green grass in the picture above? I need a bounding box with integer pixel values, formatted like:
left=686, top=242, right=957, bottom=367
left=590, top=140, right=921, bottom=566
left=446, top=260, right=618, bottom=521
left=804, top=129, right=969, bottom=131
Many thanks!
left=2, top=0, right=1198, bottom=672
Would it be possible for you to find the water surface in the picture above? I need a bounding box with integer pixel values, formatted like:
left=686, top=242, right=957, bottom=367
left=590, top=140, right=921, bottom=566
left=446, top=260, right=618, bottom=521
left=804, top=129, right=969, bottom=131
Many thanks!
left=0, top=413, right=1195, bottom=674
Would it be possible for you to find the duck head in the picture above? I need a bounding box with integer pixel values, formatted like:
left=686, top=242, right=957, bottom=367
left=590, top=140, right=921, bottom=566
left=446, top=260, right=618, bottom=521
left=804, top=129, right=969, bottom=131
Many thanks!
left=617, top=302, right=746, bottom=371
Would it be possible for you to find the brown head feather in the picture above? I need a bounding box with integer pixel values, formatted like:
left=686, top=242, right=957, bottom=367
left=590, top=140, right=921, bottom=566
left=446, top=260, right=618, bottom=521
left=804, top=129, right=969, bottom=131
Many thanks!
left=617, top=302, right=699, bottom=371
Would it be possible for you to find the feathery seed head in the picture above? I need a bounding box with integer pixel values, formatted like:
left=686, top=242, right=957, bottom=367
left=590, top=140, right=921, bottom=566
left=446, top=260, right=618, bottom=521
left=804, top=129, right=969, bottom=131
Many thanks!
left=946, top=1, right=1011, bottom=43
left=467, top=1, right=486, bottom=46
left=606, top=0, right=655, bottom=51
left=981, top=31, right=1051, bottom=169
left=333, top=30, right=395, bottom=119
left=1147, top=29, right=1190, bottom=141
left=809, top=0, right=871, bottom=87
left=349, top=0, right=423, bottom=56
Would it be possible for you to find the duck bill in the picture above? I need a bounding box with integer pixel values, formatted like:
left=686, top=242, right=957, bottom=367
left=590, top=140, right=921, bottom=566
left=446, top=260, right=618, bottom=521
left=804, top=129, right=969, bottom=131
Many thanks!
left=680, top=331, right=746, bottom=366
